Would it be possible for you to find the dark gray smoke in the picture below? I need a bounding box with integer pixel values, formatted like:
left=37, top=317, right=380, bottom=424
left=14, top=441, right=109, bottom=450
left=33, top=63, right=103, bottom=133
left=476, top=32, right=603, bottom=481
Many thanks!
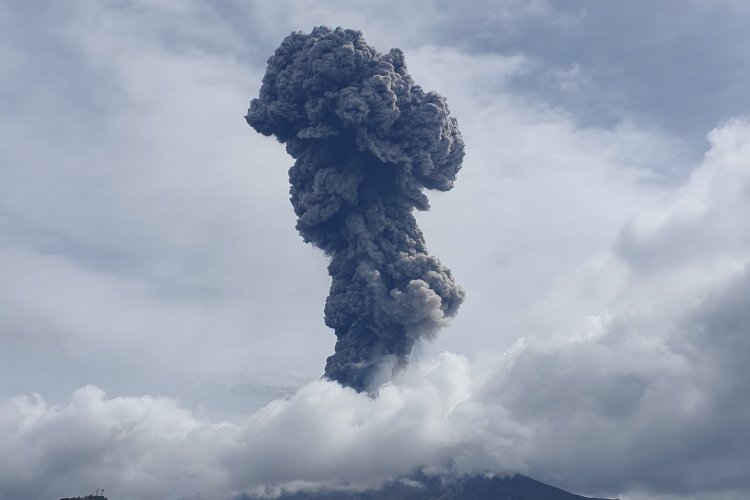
left=246, top=27, right=465, bottom=391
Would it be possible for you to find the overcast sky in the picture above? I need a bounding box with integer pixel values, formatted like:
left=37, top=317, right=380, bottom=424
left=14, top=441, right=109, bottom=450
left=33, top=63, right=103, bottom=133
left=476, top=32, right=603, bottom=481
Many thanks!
left=2, top=1, right=750, bottom=500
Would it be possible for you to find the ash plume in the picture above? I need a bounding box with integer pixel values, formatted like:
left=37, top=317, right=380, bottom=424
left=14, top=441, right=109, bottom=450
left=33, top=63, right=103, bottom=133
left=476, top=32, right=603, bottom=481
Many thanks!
left=246, top=26, right=465, bottom=391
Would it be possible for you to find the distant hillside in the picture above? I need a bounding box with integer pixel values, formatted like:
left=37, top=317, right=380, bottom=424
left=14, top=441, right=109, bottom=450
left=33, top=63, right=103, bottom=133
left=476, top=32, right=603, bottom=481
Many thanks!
left=245, top=473, right=617, bottom=500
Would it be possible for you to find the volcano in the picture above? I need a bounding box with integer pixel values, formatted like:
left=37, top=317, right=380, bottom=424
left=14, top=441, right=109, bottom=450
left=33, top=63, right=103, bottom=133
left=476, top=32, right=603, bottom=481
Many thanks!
left=243, top=473, right=617, bottom=500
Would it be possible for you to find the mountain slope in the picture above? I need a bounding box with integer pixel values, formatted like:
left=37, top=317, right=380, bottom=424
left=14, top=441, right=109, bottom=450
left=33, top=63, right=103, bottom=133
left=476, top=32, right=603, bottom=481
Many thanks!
left=248, top=473, right=617, bottom=500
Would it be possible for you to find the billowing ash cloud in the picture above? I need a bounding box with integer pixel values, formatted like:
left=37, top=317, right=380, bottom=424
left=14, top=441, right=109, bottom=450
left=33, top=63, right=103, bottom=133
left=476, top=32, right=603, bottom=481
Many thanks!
left=246, top=27, right=465, bottom=391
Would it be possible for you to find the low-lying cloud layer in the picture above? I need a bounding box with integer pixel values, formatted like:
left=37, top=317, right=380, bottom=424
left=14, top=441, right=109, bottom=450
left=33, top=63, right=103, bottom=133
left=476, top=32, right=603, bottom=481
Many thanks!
left=2, top=355, right=524, bottom=500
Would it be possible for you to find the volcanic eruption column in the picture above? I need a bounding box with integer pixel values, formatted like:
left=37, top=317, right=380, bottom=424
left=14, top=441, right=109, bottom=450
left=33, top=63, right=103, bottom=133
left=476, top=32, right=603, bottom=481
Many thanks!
left=246, top=27, right=465, bottom=391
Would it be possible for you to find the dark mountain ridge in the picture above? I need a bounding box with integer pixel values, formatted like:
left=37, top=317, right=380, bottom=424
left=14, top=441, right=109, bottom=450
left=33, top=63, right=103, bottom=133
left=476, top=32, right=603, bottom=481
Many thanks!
left=244, top=473, right=617, bottom=500
left=59, top=473, right=617, bottom=500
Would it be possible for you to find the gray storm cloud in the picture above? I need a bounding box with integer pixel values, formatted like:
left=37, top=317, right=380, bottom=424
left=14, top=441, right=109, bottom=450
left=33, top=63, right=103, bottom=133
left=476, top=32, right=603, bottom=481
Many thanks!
left=246, top=27, right=465, bottom=391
